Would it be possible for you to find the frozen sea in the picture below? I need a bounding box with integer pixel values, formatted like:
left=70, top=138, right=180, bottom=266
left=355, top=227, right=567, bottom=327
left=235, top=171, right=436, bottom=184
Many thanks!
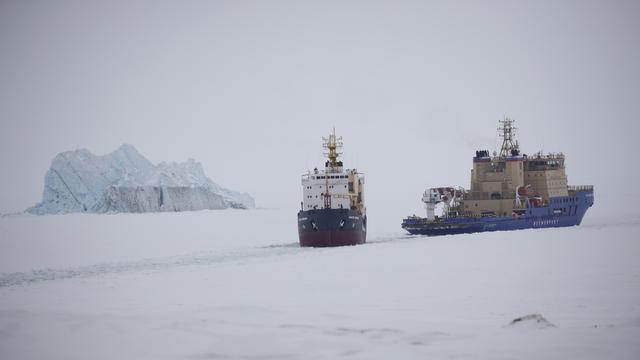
left=1, top=207, right=639, bottom=359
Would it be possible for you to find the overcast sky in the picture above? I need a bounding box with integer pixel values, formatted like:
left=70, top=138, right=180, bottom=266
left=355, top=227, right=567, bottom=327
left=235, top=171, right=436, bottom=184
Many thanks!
left=1, top=0, right=638, bottom=226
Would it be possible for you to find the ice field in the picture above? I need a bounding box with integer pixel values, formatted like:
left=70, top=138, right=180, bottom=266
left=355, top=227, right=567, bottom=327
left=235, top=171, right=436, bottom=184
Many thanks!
left=1, top=205, right=639, bottom=359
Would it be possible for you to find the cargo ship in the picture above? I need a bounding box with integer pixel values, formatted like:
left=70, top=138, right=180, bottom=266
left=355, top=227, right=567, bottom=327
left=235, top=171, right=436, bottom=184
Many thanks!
left=298, top=130, right=366, bottom=247
left=402, top=117, right=594, bottom=236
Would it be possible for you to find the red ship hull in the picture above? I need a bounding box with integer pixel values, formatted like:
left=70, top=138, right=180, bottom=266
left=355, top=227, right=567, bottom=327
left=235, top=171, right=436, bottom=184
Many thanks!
left=299, top=229, right=366, bottom=247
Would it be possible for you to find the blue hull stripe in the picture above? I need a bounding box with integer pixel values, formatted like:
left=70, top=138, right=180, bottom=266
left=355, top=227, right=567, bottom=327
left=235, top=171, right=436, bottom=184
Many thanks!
left=402, top=191, right=594, bottom=236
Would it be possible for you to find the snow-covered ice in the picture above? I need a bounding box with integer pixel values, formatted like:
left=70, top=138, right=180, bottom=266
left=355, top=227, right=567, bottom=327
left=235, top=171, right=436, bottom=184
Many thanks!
left=27, top=144, right=254, bottom=214
left=0, top=209, right=639, bottom=359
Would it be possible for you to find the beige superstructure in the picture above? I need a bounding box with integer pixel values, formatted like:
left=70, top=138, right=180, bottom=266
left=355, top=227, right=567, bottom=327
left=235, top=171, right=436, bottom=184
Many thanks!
left=462, top=118, right=569, bottom=216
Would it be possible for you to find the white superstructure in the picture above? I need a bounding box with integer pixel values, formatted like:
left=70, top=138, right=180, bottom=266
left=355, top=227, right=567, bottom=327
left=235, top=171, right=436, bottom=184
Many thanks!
left=300, top=130, right=365, bottom=214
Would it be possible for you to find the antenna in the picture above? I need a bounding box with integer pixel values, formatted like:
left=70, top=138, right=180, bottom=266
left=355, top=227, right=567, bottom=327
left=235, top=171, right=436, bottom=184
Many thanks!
left=497, top=116, right=519, bottom=157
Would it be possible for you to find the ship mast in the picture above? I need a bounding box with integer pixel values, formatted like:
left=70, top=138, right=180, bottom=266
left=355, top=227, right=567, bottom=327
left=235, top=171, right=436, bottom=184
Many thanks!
left=321, top=128, right=343, bottom=208
left=322, top=127, right=343, bottom=169
left=498, top=116, right=519, bottom=157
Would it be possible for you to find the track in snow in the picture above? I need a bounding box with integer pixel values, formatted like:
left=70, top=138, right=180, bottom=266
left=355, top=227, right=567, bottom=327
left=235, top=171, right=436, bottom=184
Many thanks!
left=4, top=221, right=618, bottom=289
left=0, top=243, right=303, bottom=288
left=0, top=235, right=411, bottom=288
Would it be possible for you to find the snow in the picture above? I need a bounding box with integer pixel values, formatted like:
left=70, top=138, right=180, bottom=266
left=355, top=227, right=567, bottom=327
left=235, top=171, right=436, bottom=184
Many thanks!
left=1, top=210, right=639, bottom=359
left=27, top=144, right=254, bottom=214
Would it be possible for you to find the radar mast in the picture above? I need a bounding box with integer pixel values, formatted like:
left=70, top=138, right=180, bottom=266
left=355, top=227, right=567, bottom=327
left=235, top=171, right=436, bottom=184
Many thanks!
left=322, top=127, right=343, bottom=168
left=498, top=116, right=519, bottom=157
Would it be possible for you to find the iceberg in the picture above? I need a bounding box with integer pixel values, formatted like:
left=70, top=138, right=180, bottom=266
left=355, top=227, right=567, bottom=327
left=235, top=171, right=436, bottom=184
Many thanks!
left=27, top=144, right=254, bottom=214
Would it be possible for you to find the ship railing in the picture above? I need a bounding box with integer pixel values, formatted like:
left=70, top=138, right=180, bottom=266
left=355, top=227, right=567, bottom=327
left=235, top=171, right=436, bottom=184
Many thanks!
left=523, top=152, right=565, bottom=160
left=568, top=185, right=594, bottom=192
left=463, top=192, right=516, bottom=200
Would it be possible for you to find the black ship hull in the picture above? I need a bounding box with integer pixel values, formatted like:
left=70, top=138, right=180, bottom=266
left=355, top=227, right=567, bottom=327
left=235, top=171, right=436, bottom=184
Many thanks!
left=297, top=208, right=366, bottom=247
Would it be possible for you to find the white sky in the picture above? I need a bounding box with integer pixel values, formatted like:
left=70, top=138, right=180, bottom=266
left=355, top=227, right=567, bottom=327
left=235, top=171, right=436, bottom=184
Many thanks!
left=1, top=0, right=638, bottom=222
